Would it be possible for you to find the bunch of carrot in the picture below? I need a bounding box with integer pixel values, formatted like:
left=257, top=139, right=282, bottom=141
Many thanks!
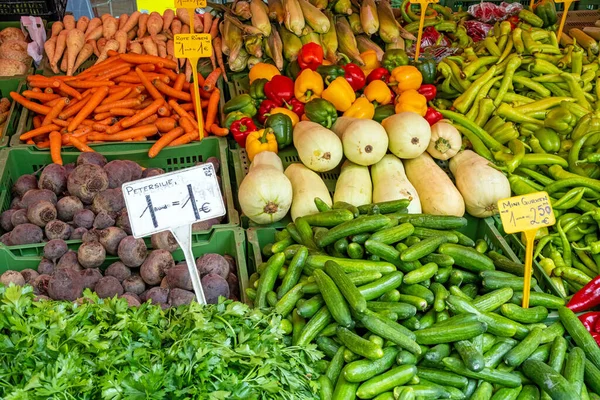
left=45, top=10, right=226, bottom=82
left=11, top=53, right=226, bottom=164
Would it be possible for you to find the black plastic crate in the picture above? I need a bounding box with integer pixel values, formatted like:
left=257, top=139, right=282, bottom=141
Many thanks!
left=0, top=0, right=66, bottom=21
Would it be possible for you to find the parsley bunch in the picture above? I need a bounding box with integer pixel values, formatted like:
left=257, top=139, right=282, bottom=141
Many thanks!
left=0, top=285, right=322, bottom=399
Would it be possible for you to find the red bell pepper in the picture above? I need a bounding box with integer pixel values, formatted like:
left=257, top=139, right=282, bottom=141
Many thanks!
left=366, top=67, right=391, bottom=84
left=298, top=43, right=324, bottom=71
left=343, top=63, right=366, bottom=91
left=257, top=99, right=278, bottom=125
left=285, top=98, right=305, bottom=117
left=424, top=107, right=443, bottom=126
left=418, top=84, right=437, bottom=102
left=508, top=15, right=519, bottom=30
left=579, top=312, right=600, bottom=332
left=592, top=332, right=600, bottom=346
left=264, top=75, right=294, bottom=106
left=231, top=117, right=257, bottom=148
left=567, top=275, right=600, bottom=312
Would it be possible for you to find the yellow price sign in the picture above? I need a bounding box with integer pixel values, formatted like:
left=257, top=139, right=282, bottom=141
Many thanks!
left=409, top=0, right=439, bottom=61
left=498, top=192, right=555, bottom=308
left=553, top=0, right=579, bottom=41
left=174, top=0, right=207, bottom=8
left=174, top=34, right=212, bottom=58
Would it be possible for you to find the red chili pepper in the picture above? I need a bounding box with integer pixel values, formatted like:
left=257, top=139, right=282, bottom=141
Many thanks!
left=285, top=98, right=305, bottom=117
left=366, top=67, right=391, bottom=84
left=389, top=87, right=396, bottom=104
left=508, top=15, right=520, bottom=30
left=592, top=332, right=600, bottom=346
left=424, top=107, right=443, bottom=126
left=567, top=276, right=600, bottom=312
left=343, top=63, right=366, bottom=91
left=297, top=43, right=324, bottom=70
left=264, top=75, right=295, bottom=106
left=579, top=312, right=600, bottom=332
left=257, top=99, right=279, bottom=125
left=230, top=117, right=257, bottom=148
left=418, top=84, right=437, bottom=102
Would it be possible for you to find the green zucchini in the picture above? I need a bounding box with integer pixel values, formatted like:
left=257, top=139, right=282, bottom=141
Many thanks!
left=510, top=291, right=565, bottom=309
left=564, top=347, right=585, bottom=396
left=369, top=223, right=415, bottom=245
left=504, top=327, right=543, bottom=367
left=438, top=243, right=495, bottom=272
left=306, top=255, right=396, bottom=274
left=501, top=303, right=548, bottom=324
left=484, top=338, right=518, bottom=369
left=415, top=321, right=487, bottom=345
left=255, top=252, right=286, bottom=308
left=559, top=306, right=600, bottom=371
left=277, top=246, right=308, bottom=298
left=347, top=243, right=364, bottom=259
left=422, top=253, right=455, bottom=267
left=442, top=357, right=522, bottom=388
left=296, top=306, right=332, bottom=346
left=396, top=214, right=468, bottom=229
left=332, top=373, right=360, bottom=400
left=472, top=288, right=514, bottom=312
left=366, top=301, right=417, bottom=319
left=316, top=215, right=391, bottom=247
left=522, top=359, right=579, bottom=400
left=417, top=367, right=469, bottom=389
left=358, top=272, right=404, bottom=301
left=358, top=199, right=410, bottom=214
left=455, top=339, right=485, bottom=372
left=324, top=260, right=367, bottom=313
left=358, top=309, right=421, bottom=354
left=343, top=347, right=399, bottom=383
left=401, top=236, right=449, bottom=262
left=337, top=326, right=384, bottom=360
left=326, top=345, right=346, bottom=386
left=356, top=365, right=417, bottom=399
left=314, top=269, right=353, bottom=328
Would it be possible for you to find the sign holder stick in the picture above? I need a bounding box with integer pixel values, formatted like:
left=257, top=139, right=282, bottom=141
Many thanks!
left=171, top=224, right=207, bottom=304
left=522, top=229, right=538, bottom=308
left=411, top=0, right=438, bottom=62
left=188, top=9, right=205, bottom=140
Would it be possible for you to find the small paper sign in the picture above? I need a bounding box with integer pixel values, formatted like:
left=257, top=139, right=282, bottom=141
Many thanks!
left=122, top=163, right=225, bottom=238
left=174, top=33, right=212, bottom=59
left=174, top=0, right=207, bottom=7
left=497, top=192, right=556, bottom=234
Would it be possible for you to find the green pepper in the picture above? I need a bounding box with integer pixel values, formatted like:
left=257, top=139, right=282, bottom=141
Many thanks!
left=373, top=104, right=395, bottom=123
left=223, top=111, right=249, bottom=129
left=544, top=107, right=576, bottom=135
left=249, top=78, right=268, bottom=103
left=534, top=128, right=561, bottom=153
left=286, top=60, right=302, bottom=80
left=265, top=113, right=293, bottom=150
left=304, top=98, right=338, bottom=129
left=414, top=57, right=437, bottom=85
left=535, top=0, right=558, bottom=27
left=381, top=49, right=409, bottom=72
left=316, top=65, right=346, bottom=86
left=223, top=94, right=257, bottom=117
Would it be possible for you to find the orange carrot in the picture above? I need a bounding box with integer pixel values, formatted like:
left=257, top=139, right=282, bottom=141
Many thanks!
left=92, top=65, right=131, bottom=81
left=69, top=136, right=95, bottom=152
left=153, top=79, right=191, bottom=101
left=172, top=73, right=186, bottom=92
left=203, top=68, right=221, bottom=92
left=68, top=86, right=109, bottom=132
left=101, top=87, right=131, bottom=104
left=156, top=117, right=177, bottom=133
left=213, top=37, right=227, bottom=83
left=179, top=116, right=195, bottom=134
left=108, top=108, right=135, bottom=117
left=66, top=80, right=115, bottom=89
left=131, top=114, right=158, bottom=128
left=33, top=116, right=43, bottom=129
left=95, top=98, right=141, bottom=113
left=20, top=124, right=60, bottom=140
left=180, top=103, right=195, bottom=111
left=124, top=86, right=144, bottom=99
left=105, top=121, right=123, bottom=134
left=92, top=123, right=110, bottom=132
left=27, top=79, right=57, bottom=89
left=168, top=131, right=201, bottom=147
left=137, top=63, right=156, bottom=72
left=88, top=124, right=158, bottom=141
left=52, top=118, right=69, bottom=127
left=11, top=92, right=52, bottom=115
left=94, top=117, right=116, bottom=126
left=52, top=80, right=82, bottom=100
left=210, top=124, right=228, bottom=137
left=148, top=126, right=185, bottom=158
left=135, top=68, right=164, bottom=104
left=94, top=112, right=112, bottom=120
left=45, top=98, right=64, bottom=107
left=119, top=54, right=178, bottom=70
left=23, top=90, right=60, bottom=102
left=157, top=106, right=171, bottom=117
left=49, top=131, right=63, bottom=164
left=80, top=119, right=96, bottom=126
left=204, top=88, right=220, bottom=131
left=135, top=99, right=154, bottom=110
left=169, top=99, right=198, bottom=129
left=42, top=97, right=69, bottom=126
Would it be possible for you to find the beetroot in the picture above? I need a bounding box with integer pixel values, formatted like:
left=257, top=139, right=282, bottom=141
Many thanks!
left=166, top=264, right=193, bottom=290
left=122, top=274, right=145, bottom=295
left=227, top=272, right=240, bottom=298
left=196, top=253, right=229, bottom=279
left=0, top=232, right=11, bottom=245
left=82, top=229, right=99, bottom=243
left=93, top=211, right=115, bottom=229
left=169, top=288, right=195, bottom=306
left=79, top=268, right=102, bottom=290
left=206, top=157, right=220, bottom=173
left=56, top=196, right=83, bottom=221
left=21, top=268, right=39, bottom=283
left=77, top=152, right=107, bottom=167
left=38, top=164, right=67, bottom=195
left=10, top=223, right=43, bottom=245
left=67, top=164, right=109, bottom=204
left=160, top=276, right=169, bottom=288
left=92, top=188, right=125, bottom=214
left=117, top=236, right=147, bottom=267
left=37, top=258, right=54, bottom=275
left=115, top=209, right=131, bottom=234
left=192, top=218, right=221, bottom=232
left=95, top=276, right=124, bottom=298
left=140, top=249, right=174, bottom=285
left=45, top=220, right=71, bottom=240
left=121, top=293, right=141, bottom=306
left=70, top=227, right=87, bottom=240
left=56, top=250, right=82, bottom=271
left=98, top=227, right=126, bottom=255
left=73, top=209, right=95, bottom=229
left=47, top=268, right=83, bottom=301
left=145, top=287, right=169, bottom=304
left=201, top=273, right=229, bottom=304
left=43, top=239, right=68, bottom=261
left=151, top=230, right=178, bottom=252
left=64, top=163, right=76, bottom=175
left=10, top=209, right=28, bottom=227
left=142, top=168, right=164, bottom=178
left=0, top=209, right=16, bottom=231
left=77, top=241, right=106, bottom=268
left=13, top=174, right=38, bottom=197
left=32, top=274, right=51, bottom=295
left=21, top=189, right=57, bottom=208
left=122, top=160, right=143, bottom=180
left=26, top=200, right=57, bottom=227
left=10, top=197, right=20, bottom=209
left=0, top=270, right=25, bottom=286
left=105, top=261, right=131, bottom=282
left=104, top=160, right=132, bottom=189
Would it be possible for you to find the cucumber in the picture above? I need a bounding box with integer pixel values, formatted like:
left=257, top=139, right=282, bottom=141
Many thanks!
left=522, top=360, right=579, bottom=400
left=442, top=357, right=522, bottom=388
left=292, top=309, right=306, bottom=345
left=325, top=260, right=368, bottom=313
left=516, top=385, right=539, bottom=400
left=482, top=333, right=497, bottom=353
left=255, top=253, right=286, bottom=308
left=283, top=244, right=303, bottom=259
left=510, top=292, right=565, bottom=309
left=400, top=284, right=435, bottom=306
left=277, top=246, right=308, bottom=298
left=438, top=243, right=495, bottom=272
left=564, top=347, right=585, bottom=396
left=358, top=309, right=421, bottom=354
left=306, top=255, right=396, bottom=275
left=404, top=236, right=421, bottom=246
left=358, top=272, right=404, bottom=301
left=585, top=358, right=600, bottom=396
left=500, top=304, right=548, bottom=324
left=356, top=365, right=417, bottom=399
left=344, top=347, right=399, bottom=383
left=491, top=258, right=525, bottom=277
left=316, top=215, right=391, bottom=247
left=417, top=367, right=469, bottom=389
left=303, top=209, right=355, bottom=227
left=404, top=262, right=439, bottom=285
left=379, top=289, right=401, bottom=302
left=412, top=227, right=459, bottom=243
left=419, top=309, right=436, bottom=330
left=351, top=233, right=371, bottom=244
left=430, top=283, right=448, bottom=312
left=470, top=382, right=493, bottom=400
left=334, top=238, right=349, bottom=255
left=422, top=253, right=455, bottom=267
left=401, top=236, right=449, bottom=262
left=286, top=223, right=303, bottom=244
left=455, top=339, right=485, bottom=372
left=314, top=269, right=353, bottom=328
left=449, top=269, right=479, bottom=286
left=392, top=387, right=414, bottom=400
left=271, top=237, right=294, bottom=253
left=548, top=336, right=568, bottom=373
left=484, top=339, right=518, bottom=369
left=376, top=310, right=398, bottom=322
left=540, top=321, right=565, bottom=344
left=472, top=288, right=514, bottom=312
left=366, top=302, right=417, bottom=319
left=450, top=285, right=475, bottom=301
left=402, top=380, right=449, bottom=398
left=275, top=283, right=305, bottom=317
left=397, top=350, right=418, bottom=365
left=559, top=306, right=600, bottom=371
left=482, top=276, right=538, bottom=291
left=296, top=217, right=318, bottom=249
left=475, top=239, right=488, bottom=254
left=337, top=326, right=384, bottom=360
left=436, top=310, right=450, bottom=323
left=425, top=344, right=451, bottom=364
left=318, top=375, right=334, bottom=400
left=347, top=243, right=364, bottom=259
left=414, top=321, right=487, bottom=345
left=369, top=223, right=415, bottom=245
left=504, top=327, right=543, bottom=367
left=480, top=271, right=520, bottom=280
left=450, top=230, right=476, bottom=247
left=396, top=214, right=468, bottom=229
left=246, top=287, right=256, bottom=301
left=316, top=336, right=341, bottom=358
left=344, top=348, right=360, bottom=363
left=327, top=345, right=346, bottom=386
left=364, top=239, right=402, bottom=264
left=445, top=295, right=518, bottom=338
left=332, top=373, right=360, bottom=400
left=296, top=306, right=332, bottom=346
left=358, top=199, right=411, bottom=214
left=491, top=386, right=522, bottom=400
left=304, top=271, right=384, bottom=294
left=267, top=291, right=278, bottom=307
left=527, top=343, right=551, bottom=362
left=397, top=294, right=428, bottom=311
left=402, top=316, right=420, bottom=331
left=314, top=197, right=332, bottom=212
left=332, top=201, right=360, bottom=218
left=297, top=294, right=325, bottom=318
left=434, top=266, right=452, bottom=283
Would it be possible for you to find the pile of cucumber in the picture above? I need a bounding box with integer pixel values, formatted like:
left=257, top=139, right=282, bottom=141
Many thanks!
left=246, top=199, right=600, bottom=400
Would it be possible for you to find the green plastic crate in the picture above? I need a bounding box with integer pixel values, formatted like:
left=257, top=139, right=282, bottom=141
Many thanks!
left=0, top=79, right=25, bottom=148
left=0, top=136, right=239, bottom=257
left=0, top=227, right=251, bottom=305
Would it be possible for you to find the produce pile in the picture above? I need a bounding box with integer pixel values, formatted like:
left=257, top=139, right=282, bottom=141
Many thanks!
left=0, top=26, right=32, bottom=76
left=248, top=204, right=600, bottom=399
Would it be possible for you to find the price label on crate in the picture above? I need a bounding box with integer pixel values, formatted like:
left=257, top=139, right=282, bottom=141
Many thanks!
left=498, top=192, right=555, bottom=308
left=174, top=34, right=212, bottom=58
left=409, top=0, right=439, bottom=61
left=174, top=0, right=207, bottom=8
left=122, top=163, right=225, bottom=305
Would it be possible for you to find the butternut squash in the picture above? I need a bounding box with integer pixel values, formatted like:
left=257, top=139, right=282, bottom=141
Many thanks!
left=293, top=121, right=343, bottom=172
left=371, top=154, right=421, bottom=214
left=333, top=161, right=372, bottom=207
left=284, top=163, right=332, bottom=220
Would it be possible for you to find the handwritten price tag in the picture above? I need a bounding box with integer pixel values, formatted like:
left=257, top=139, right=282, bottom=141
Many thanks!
left=498, top=192, right=555, bottom=234
left=174, top=33, right=212, bottom=59
left=174, top=0, right=206, bottom=7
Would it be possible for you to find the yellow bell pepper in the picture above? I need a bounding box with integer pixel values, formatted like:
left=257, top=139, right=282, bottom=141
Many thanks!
left=390, top=66, right=422, bottom=93
left=360, top=50, right=380, bottom=76
left=246, top=128, right=278, bottom=161
left=343, top=97, right=375, bottom=119
left=270, top=107, right=300, bottom=126
left=364, top=80, right=392, bottom=106
left=294, top=69, right=324, bottom=103
left=321, top=77, right=356, bottom=112
left=248, top=63, right=280, bottom=84
left=395, top=89, right=427, bottom=116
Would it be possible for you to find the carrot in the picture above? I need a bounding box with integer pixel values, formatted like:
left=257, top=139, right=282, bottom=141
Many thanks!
left=157, top=106, right=171, bottom=117
left=28, top=79, right=56, bottom=89
left=153, top=80, right=191, bottom=101
left=178, top=116, right=195, bottom=134
left=11, top=92, right=52, bottom=115
left=32, top=116, right=43, bottom=129
left=92, top=123, right=110, bottom=132
left=93, top=65, right=131, bottom=81
left=59, top=96, right=88, bottom=120
left=213, top=37, right=228, bottom=83
left=204, top=88, right=220, bottom=131
left=42, top=97, right=69, bottom=126
left=109, top=107, right=136, bottom=117
left=66, top=29, right=85, bottom=76
left=168, top=131, right=200, bottom=147
left=36, top=140, right=50, bottom=148
left=125, top=86, right=144, bottom=99
left=203, top=68, right=221, bottom=92
left=120, top=54, right=178, bottom=70
left=94, top=112, right=112, bottom=120
left=135, top=67, right=164, bottom=104
left=52, top=118, right=69, bottom=128
left=185, top=59, right=192, bottom=82
left=20, top=124, right=60, bottom=140
left=137, top=64, right=156, bottom=72
left=88, top=124, right=158, bottom=141
left=66, top=80, right=115, bottom=89
left=95, top=98, right=141, bottom=113
left=69, top=136, right=95, bottom=152
left=121, top=98, right=162, bottom=128
left=49, top=131, right=63, bottom=165
left=102, top=87, right=131, bottom=104
left=210, top=124, right=228, bottom=136
left=95, top=117, right=116, bottom=126
left=148, top=127, right=184, bottom=158
left=136, top=99, right=153, bottom=110
left=53, top=80, right=82, bottom=100
left=80, top=119, right=96, bottom=126
left=68, top=86, right=109, bottom=132
left=156, top=117, right=177, bottom=133
left=23, top=90, right=59, bottom=102
left=168, top=99, right=199, bottom=129
left=180, top=103, right=195, bottom=111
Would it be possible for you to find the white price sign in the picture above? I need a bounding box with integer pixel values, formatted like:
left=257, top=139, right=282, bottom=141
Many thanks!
left=122, top=163, right=225, bottom=305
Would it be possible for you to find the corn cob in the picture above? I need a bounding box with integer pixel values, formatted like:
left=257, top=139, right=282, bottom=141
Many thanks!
left=333, top=0, right=352, bottom=15
left=232, top=0, right=252, bottom=20
left=279, top=25, right=303, bottom=61
left=321, top=10, right=338, bottom=63
left=386, top=38, right=405, bottom=50
left=267, top=27, right=284, bottom=70
left=584, top=27, right=600, bottom=41
left=248, top=56, right=263, bottom=70
left=268, top=0, right=284, bottom=24
left=300, top=26, right=322, bottom=47
left=298, top=0, right=330, bottom=34
left=356, top=35, right=384, bottom=60
left=569, top=28, right=598, bottom=54
left=309, top=0, right=328, bottom=9
left=283, top=0, right=305, bottom=36
left=376, top=0, right=400, bottom=43
left=219, top=21, right=230, bottom=55
left=348, top=14, right=364, bottom=34
left=229, top=47, right=249, bottom=72
left=225, top=13, right=264, bottom=36
left=336, top=17, right=365, bottom=66
left=560, top=32, right=574, bottom=47
left=222, top=16, right=243, bottom=61
left=361, top=0, right=379, bottom=35
left=245, top=35, right=264, bottom=58
left=251, top=0, right=272, bottom=36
